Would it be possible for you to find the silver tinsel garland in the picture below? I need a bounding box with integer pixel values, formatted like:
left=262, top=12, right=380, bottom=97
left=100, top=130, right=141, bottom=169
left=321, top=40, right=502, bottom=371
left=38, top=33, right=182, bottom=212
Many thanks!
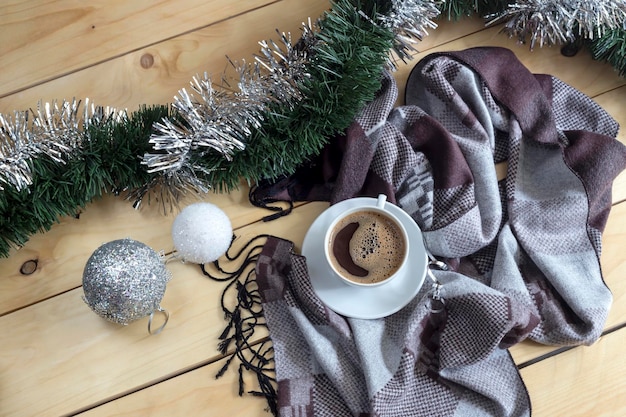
left=376, top=0, right=442, bottom=63
left=3, top=0, right=442, bottom=207
left=138, top=28, right=315, bottom=202
left=4, top=0, right=623, bottom=206
left=0, top=99, right=124, bottom=191
left=488, top=0, right=626, bottom=49
left=137, top=1, right=441, bottom=201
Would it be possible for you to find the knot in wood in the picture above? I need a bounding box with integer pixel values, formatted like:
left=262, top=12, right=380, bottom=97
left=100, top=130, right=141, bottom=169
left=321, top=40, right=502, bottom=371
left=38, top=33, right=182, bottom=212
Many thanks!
left=20, top=259, right=39, bottom=275
left=140, top=53, right=155, bottom=69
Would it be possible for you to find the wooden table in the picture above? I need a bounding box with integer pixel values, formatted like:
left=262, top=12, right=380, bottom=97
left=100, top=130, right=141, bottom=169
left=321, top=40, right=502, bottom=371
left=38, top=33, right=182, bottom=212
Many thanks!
left=1, top=1, right=625, bottom=416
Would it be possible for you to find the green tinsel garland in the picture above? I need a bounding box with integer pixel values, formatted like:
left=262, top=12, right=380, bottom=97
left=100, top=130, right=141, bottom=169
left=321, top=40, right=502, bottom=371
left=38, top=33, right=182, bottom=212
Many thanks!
left=0, top=0, right=393, bottom=257
left=195, top=0, right=394, bottom=192
left=588, top=28, right=626, bottom=77
left=440, top=0, right=508, bottom=19
left=0, top=106, right=170, bottom=256
left=1, top=0, right=625, bottom=257
left=445, top=0, right=626, bottom=75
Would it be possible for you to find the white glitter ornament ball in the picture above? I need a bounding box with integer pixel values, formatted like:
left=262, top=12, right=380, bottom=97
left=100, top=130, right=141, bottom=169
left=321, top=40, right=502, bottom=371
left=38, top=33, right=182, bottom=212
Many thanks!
left=82, top=238, right=171, bottom=325
left=172, top=202, right=233, bottom=264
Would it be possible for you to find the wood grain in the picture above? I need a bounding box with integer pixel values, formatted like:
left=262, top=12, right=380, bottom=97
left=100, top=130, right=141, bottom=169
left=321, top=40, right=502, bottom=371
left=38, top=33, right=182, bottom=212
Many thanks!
left=520, top=328, right=626, bottom=417
left=0, top=1, right=480, bottom=315
left=0, top=183, right=270, bottom=315
left=0, top=0, right=274, bottom=97
left=393, top=24, right=626, bottom=105
left=74, top=327, right=626, bottom=417
left=0, top=201, right=328, bottom=417
left=1, top=1, right=626, bottom=415
left=68, top=204, right=626, bottom=416
left=0, top=0, right=333, bottom=316
left=0, top=0, right=331, bottom=112
left=76, top=354, right=274, bottom=417
left=595, top=85, right=626, bottom=203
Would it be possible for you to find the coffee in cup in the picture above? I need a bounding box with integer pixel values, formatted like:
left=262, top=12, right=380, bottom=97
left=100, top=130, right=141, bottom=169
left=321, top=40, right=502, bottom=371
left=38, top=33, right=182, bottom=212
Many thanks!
left=325, top=194, right=408, bottom=286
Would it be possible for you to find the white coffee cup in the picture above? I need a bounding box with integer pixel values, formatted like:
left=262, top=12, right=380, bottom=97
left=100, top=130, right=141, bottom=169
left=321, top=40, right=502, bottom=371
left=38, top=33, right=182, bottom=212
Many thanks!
left=324, top=194, right=409, bottom=287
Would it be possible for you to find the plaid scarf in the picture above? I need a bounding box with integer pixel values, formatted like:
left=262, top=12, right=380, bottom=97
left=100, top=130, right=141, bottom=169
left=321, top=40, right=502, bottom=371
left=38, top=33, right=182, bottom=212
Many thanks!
left=250, top=47, right=626, bottom=416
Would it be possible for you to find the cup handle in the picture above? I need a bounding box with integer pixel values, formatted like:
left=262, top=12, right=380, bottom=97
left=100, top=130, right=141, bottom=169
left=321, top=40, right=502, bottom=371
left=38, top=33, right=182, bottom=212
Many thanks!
left=376, top=194, right=387, bottom=209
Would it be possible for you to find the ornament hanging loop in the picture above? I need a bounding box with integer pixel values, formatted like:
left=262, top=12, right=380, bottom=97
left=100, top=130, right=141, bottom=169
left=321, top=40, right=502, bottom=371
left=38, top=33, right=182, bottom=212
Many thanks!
left=148, top=306, right=170, bottom=335
left=165, top=250, right=184, bottom=265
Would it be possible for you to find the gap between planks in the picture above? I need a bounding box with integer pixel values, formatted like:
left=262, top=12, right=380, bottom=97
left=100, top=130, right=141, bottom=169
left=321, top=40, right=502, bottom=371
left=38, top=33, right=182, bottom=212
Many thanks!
left=0, top=1, right=284, bottom=99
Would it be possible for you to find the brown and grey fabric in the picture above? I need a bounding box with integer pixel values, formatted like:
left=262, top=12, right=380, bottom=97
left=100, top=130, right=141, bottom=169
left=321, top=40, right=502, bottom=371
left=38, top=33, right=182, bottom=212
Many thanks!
left=252, top=47, right=626, bottom=416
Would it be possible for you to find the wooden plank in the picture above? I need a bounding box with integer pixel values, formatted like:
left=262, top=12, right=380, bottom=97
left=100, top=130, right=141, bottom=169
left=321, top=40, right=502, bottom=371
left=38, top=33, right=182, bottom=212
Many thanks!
left=519, top=327, right=626, bottom=417
left=1, top=3, right=625, bottom=415
left=76, top=351, right=273, bottom=417
left=0, top=201, right=329, bottom=417
left=0, top=0, right=332, bottom=313
left=0, top=0, right=273, bottom=97
left=599, top=201, right=626, bottom=331
left=0, top=183, right=268, bottom=315
left=75, top=330, right=626, bottom=417
left=74, top=211, right=626, bottom=417
left=0, top=4, right=486, bottom=115
left=403, top=15, right=486, bottom=55
left=75, top=328, right=626, bottom=417
left=0, top=0, right=332, bottom=112
left=0, top=10, right=484, bottom=314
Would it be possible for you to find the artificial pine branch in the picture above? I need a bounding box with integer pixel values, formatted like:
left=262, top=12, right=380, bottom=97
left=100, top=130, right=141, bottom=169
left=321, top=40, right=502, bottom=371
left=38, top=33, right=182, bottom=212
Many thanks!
left=0, top=105, right=170, bottom=256
left=588, top=28, right=626, bottom=77
left=439, top=0, right=508, bottom=20
left=186, top=0, right=394, bottom=192
left=3, top=0, right=625, bottom=258
left=0, top=0, right=393, bottom=257
left=487, top=1, right=626, bottom=50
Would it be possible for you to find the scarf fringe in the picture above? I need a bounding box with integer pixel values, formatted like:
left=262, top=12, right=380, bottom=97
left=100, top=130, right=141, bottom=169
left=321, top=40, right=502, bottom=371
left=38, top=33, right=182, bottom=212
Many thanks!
left=200, top=234, right=278, bottom=415
left=249, top=181, right=294, bottom=222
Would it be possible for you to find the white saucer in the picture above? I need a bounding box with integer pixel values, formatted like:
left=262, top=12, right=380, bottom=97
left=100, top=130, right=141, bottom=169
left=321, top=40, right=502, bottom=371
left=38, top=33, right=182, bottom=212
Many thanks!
left=301, top=197, right=428, bottom=319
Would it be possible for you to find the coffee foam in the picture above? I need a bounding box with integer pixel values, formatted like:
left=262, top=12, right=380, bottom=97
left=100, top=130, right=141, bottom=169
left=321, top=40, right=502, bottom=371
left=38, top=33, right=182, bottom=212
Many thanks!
left=329, top=210, right=406, bottom=284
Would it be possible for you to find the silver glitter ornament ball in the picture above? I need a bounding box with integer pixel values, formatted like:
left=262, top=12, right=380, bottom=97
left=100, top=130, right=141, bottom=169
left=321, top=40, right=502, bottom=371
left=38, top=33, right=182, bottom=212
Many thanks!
left=82, top=238, right=171, bottom=325
left=171, top=202, right=232, bottom=264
